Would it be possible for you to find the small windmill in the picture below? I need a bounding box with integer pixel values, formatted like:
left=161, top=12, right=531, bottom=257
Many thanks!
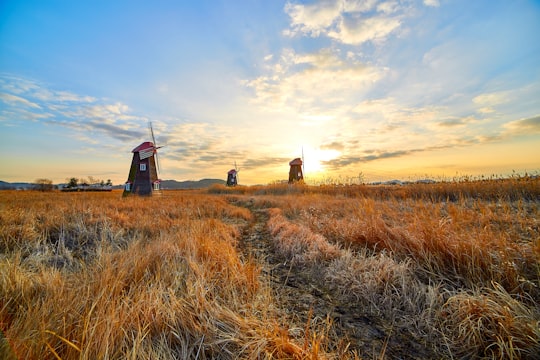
left=288, top=157, right=304, bottom=183
left=123, top=122, right=163, bottom=196
left=226, top=161, right=240, bottom=186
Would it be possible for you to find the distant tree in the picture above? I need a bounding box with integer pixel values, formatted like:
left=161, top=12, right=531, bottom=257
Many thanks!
left=67, top=177, right=78, bottom=188
left=34, top=178, right=54, bottom=192
left=106, top=179, right=112, bottom=186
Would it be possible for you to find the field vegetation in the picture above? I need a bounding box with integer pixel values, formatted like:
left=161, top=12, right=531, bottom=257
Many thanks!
left=1, top=177, right=539, bottom=359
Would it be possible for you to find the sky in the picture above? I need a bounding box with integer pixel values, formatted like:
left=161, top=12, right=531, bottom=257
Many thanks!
left=1, top=0, right=539, bottom=185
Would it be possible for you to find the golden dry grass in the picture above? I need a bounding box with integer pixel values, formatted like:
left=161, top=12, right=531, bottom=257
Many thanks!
left=0, top=191, right=325, bottom=359
left=1, top=177, right=539, bottom=359
left=217, top=177, right=539, bottom=358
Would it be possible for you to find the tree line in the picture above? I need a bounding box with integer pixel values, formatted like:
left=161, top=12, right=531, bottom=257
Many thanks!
left=33, top=177, right=113, bottom=192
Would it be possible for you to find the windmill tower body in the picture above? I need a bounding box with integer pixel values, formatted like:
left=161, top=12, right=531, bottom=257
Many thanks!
left=123, top=141, right=161, bottom=196
left=226, top=161, right=240, bottom=186
left=226, top=169, right=238, bottom=186
left=288, top=158, right=304, bottom=183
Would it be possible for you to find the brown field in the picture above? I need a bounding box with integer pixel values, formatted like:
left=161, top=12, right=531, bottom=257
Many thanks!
left=1, top=178, right=539, bottom=359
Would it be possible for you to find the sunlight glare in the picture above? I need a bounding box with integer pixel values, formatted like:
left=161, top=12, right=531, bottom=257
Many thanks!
left=302, top=146, right=340, bottom=176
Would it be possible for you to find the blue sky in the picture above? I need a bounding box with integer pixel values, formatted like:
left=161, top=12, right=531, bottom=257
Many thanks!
left=1, top=0, right=539, bottom=185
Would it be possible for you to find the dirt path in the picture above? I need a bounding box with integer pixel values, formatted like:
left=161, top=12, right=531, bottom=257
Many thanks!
left=234, top=201, right=436, bottom=359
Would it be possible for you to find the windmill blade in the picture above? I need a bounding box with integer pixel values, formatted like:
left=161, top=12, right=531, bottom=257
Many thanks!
left=149, top=121, right=162, bottom=174
left=149, top=121, right=158, bottom=146
left=232, top=161, right=239, bottom=184
left=149, top=122, right=164, bottom=149
left=155, top=151, right=161, bottom=174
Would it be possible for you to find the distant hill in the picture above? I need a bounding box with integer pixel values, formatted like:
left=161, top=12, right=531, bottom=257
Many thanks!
left=0, top=179, right=226, bottom=190
left=0, top=181, right=33, bottom=190
left=161, top=179, right=225, bottom=189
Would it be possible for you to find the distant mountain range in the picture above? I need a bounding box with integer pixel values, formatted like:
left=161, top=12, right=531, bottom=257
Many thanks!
left=0, top=181, right=35, bottom=190
left=160, top=179, right=225, bottom=189
left=0, top=179, right=226, bottom=190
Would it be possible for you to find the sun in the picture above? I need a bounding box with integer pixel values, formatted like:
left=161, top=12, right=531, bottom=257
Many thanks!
left=302, top=146, right=340, bottom=176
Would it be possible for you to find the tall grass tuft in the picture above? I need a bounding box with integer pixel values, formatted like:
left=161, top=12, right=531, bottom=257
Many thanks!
left=440, top=282, right=540, bottom=359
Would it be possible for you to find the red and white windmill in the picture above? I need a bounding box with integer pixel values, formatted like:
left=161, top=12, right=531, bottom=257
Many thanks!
left=123, top=122, right=163, bottom=196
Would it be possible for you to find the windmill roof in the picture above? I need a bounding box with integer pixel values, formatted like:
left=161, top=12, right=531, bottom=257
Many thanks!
left=132, top=142, right=154, bottom=153
left=228, top=169, right=237, bottom=175
left=289, top=158, right=302, bottom=166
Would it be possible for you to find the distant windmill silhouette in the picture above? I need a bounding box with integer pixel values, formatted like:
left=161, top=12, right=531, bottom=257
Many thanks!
left=226, top=161, right=240, bottom=186
left=123, top=122, right=163, bottom=196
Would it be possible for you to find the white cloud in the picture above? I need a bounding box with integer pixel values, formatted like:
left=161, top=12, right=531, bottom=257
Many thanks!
left=0, top=93, right=42, bottom=109
left=0, top=75, right=40, bottom=95
left=473, top=91, right=509, bottom=107
left=329, top=14, right=401, bottom=45
left=423, top=0, right=440, bottom=7
left=342, top=0, right=378, bottom=13
left=0, top=76, right=96, bottom=104
left=377, top=1, right=401, bottom=14
left=503, top=115, right=540, bottom=136
left=284, top=0, right=342, bottom=37
left=54, top=91, right=96, bottom=103
left=284, top=0, right=407, bottom=45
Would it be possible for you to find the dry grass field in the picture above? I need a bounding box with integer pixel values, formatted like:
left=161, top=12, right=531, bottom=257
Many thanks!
left=1, top=178, right=539, bottom=359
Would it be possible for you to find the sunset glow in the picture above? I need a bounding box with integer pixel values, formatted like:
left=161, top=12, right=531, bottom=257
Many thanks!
left=1, top=1, right=539, bottom=185
left=301, top=146, right=341, bottom=179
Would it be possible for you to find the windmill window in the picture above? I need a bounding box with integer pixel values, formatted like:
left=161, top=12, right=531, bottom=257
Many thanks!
left=153, top=182, right=160, bottom=190
left=125, top=183, right=131, bottom=191
left=140, top=163, right=147, bottom=171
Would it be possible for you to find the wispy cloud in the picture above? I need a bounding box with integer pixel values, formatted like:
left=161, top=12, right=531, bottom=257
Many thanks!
left=503, top=115, right=540, bottom=136
left=160, top=122, right=245, bottom=166
left=436, top=116, right=477, bottom=128
left=244, top=48, right=383, bottom=116
left=0, top=75, right=146, bottom=143
left=1, top=74, right=284, bottom=179
left=241, top=156, right=291, bottom=170
left=319, top=110, right=540, bottom=173
left=423, top=0, right=440, bottom=7
left=329, top=13, right=402, bottom=45
left=320, top=141, right=345, bottom=151
left=472, top=91, right=511, bottom=114
left=1, top=1, right=538, bottom=184
left=321, top=142, right=456, bottom=170
left=0, top=93, right=42, bottom=109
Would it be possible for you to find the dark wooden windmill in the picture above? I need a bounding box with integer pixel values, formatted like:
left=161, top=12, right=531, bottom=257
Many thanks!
left=123, top=123, right=162, bottom=197
left=288, top=157, right=304, bottom=183
left=226, top=162, right=239, bottom=186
